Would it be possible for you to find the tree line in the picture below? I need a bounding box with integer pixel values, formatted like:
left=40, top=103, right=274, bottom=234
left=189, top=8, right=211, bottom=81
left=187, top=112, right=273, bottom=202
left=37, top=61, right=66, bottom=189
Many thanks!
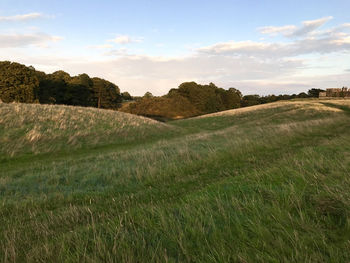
left=0, top=61, right=325, bottom=120
left=120, top=82, right=242, bottom=120
left=0, top=61, right=131, bottom=109
left=240, top=89, right=323, bottom=107
left=120, top=85, right=324, bottom=120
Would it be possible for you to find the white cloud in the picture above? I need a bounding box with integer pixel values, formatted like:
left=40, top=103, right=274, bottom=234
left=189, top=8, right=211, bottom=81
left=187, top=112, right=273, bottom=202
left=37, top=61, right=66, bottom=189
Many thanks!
left=198, top=23, right=350, bottom=58
left=260, top=16, right=333, bottom=37
left=198, top=41, right=280, bottom=57
left=259, top=25, right=296, bottom=36
left=293, top=16, right=333, bottom=36
left=0, top=33, right=62, bottom=48
left=91, top=35, right=143, bottom=50
left=108, top=35, right=143, bottom=44
left=0, top=13, right=45, bottom=22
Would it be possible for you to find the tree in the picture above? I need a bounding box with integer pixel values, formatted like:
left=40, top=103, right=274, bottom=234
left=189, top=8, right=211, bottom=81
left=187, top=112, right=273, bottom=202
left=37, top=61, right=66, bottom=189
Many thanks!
left=122, top=91, right=132, bottom=101
left=38, top=71, right=71, bottom=104
left=171, top=82, right=244, bottom=114
left=121, top=81, right=245, bottom=120
left=308, top=88, right=325, bottom=98
left=177, top=82, right=220, bottom=114
left=223, top=87, right=242, bottom=109
left=241, top=95, right=261, bottom=107
left=143, top=91, right=153, bottom=98
left=297, top=92, right=309, bottom=98
left=119, top=94, right=199, bottom=120
left=65, top=74, right=94, bottom=106
left=0, top=60, right=125, bottom=109
left=0, top=61, right=40, bottom=103
left=91, top=78, right=121, bottom=109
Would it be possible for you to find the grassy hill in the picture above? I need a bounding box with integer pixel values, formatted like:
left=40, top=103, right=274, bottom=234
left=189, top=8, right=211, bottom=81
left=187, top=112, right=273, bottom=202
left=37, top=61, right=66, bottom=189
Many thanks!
left=0, top=103, right=174, bottom=158
left=1, top=99, right=350, bottom=262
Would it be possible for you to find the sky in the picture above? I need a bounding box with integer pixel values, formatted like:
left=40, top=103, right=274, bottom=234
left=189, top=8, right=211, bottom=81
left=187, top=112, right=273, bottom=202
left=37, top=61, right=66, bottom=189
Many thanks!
left=0, top=0, right=350, bottom=96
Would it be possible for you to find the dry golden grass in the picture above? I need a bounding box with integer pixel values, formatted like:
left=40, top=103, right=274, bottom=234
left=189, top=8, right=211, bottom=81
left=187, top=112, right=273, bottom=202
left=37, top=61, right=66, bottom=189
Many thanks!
left=0, top=103, right=171, bottom=156
left=325, top=99, right=350, bottom=107
left=195, top=99, right=347, bottom=119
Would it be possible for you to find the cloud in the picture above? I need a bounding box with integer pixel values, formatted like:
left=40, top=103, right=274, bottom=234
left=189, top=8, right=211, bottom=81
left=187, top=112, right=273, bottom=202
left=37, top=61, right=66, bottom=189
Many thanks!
left=293, top=16, right=333, bottom=36
left=260, top=16, right=333, bottom=37
left=0, top=13, right=45, bottom=22
left=198, top=25, right=350, bottom=58
left=259, top=25, right=296, bottom=36
left=91, top=35, right=144, bottom=50
left=108, top=35, right=143, bottom=44
left=0, top=33, right=62, bottom=48
left=198, top=41, right=280, bottom=57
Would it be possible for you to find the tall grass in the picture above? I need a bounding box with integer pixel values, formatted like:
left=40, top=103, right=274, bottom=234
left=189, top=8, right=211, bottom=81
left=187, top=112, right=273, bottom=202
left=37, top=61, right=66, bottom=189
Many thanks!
left=0, top=103, right=174, bottom=158
left=0, top=99, right=350, bottom=262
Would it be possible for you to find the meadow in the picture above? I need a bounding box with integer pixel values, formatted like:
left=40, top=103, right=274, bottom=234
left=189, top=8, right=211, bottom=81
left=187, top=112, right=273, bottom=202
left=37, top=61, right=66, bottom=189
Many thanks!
left=0, top=99, right=349, bottom=262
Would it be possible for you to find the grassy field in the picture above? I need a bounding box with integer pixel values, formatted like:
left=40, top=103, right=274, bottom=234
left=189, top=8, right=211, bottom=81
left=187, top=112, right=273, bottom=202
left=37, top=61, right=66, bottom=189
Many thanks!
left=0, top=99, right=350, bottom=262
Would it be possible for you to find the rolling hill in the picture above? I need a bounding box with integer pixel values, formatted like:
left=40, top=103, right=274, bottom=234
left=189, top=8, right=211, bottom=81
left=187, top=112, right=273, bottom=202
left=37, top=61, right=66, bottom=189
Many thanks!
left=1, top=99, right=350, bottom=262
left=0, top=102, right=173, bottom=158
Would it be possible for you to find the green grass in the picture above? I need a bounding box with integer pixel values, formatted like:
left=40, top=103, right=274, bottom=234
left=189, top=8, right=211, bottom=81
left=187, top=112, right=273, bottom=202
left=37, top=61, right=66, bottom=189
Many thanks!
left=1, top=100, right=350, bottom=262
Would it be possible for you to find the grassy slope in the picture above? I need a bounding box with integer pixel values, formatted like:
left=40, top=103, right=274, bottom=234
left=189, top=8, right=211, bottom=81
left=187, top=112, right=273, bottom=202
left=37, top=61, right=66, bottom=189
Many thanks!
left=1, top=100, right=350, bottom=262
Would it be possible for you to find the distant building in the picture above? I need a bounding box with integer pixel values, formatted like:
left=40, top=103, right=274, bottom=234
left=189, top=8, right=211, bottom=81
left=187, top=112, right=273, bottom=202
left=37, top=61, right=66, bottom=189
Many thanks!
left=319, top=87, right=350, bottom=98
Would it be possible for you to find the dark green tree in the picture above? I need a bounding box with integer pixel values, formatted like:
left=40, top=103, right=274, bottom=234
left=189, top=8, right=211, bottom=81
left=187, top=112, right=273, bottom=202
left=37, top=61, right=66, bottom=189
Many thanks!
left=144, top=91, right=153, bottom=98
left=174, top=82, right=243, bottom=114
left=297, top=92, right=309, bottom=98
left=308, top=88, right=325, bottom=98
left=92, top=78, right=121, bottom=109
left=0, top=61, right=125, bottom=109
left=223, top=87, right=242, bottom=109
left=177, top=82, right=217, bottom=113
left=38, top=71, right=71, bottom=104
left=0, top=61, right=40, bottom=103
left=65, top=74, right=94, bottom=106
left=241, top=95, right=261, bottom=107
left=121, top=91, right=132, bottom=101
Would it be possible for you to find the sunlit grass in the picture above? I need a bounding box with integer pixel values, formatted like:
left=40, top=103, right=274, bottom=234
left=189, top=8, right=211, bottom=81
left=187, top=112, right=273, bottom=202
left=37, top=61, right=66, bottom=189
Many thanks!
left=0, top=102, right=173, bottom=157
